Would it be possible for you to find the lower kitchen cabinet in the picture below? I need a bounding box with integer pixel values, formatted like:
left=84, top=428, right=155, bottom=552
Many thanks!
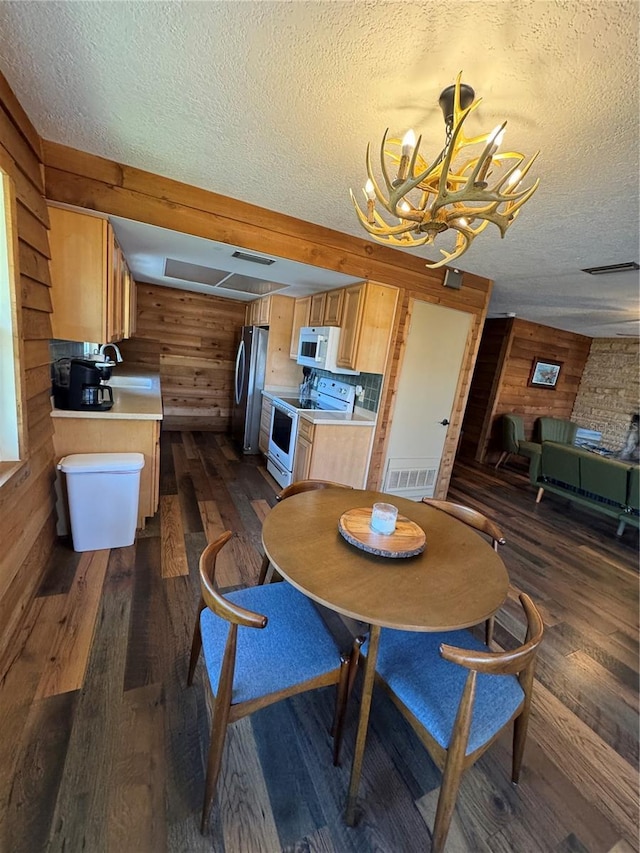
left=259, top=396, right=272, bottom=454
left=293, top=418, right=374, bottom=488
left=52, top=417, right=160, bottom=528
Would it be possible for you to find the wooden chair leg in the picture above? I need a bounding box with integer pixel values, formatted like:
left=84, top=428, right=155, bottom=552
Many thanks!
left=536, top=487, right=545, bottom=503
left=256, top=553, right=271, bottom=585
left=485, top=615, right=495, bottom=647
left=187, top=620, right=202, bottom=686
left=431, top=753, right=465, bottom=853
left=200, top=697, right=231, bottom=833
left=512, top=705, right=532, bottom=783
left=330, top=637, right=365, bottom=765
left=495, top=451, right=508, bottom=470
left=257, top=553, right=283, bottom=585
left=331, top=655, right=351, bottom=766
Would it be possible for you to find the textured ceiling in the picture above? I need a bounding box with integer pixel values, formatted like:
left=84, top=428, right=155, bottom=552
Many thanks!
left=0, top=0, right=638, bottom=337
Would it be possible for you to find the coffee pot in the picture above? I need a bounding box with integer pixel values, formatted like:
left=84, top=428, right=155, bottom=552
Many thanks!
left=53, top=358, right=114, bottom=411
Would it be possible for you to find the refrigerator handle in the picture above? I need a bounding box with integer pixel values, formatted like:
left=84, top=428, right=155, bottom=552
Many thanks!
left=234, top=339, right=245, bottom=405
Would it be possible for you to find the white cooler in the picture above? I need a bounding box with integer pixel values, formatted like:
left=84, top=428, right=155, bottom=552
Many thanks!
left=58, top=452, right=145, bottom=551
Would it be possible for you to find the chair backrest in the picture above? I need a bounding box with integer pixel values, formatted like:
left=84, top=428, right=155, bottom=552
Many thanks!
left=198, top=531, right=266, bottom=629
left=502, top=413, right=525, bottom=452
left=277, top=479, right=353, bottom=502
left=439, top=593, right=544, bottom=760
left=421, top=498, right=506, bottom=550
left=440, top=594, right=543, bottom=677
left=537, top=416, right=579, bottom=445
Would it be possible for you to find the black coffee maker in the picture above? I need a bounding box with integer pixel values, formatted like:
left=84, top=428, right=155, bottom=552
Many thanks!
left=53, top=358, right=114, bottom=411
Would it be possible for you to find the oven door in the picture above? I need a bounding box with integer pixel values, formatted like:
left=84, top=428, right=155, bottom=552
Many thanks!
left=268, top=402, right=298, bottom=473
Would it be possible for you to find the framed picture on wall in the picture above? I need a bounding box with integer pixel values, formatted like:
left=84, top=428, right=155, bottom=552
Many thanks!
left=528, top=358, right=563, bottom=389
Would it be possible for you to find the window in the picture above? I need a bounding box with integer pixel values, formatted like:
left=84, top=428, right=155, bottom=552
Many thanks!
left=0, top=168, right=25, bottom=465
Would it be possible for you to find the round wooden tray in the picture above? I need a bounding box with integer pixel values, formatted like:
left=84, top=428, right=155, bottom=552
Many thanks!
left=338, top=507, right=426, bottom=558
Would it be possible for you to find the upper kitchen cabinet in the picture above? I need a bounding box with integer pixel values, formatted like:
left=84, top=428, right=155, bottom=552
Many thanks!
left=308, top=292, right=326, bottom=326
left=48, top=204, right=134, bottom=344
left=246, top=294, right=272, bottom=326
left=323, top=289, right=344, bottom=326
left=289, top=295, right=311, bottom=358
left=336, top=281, right=399, bottom=374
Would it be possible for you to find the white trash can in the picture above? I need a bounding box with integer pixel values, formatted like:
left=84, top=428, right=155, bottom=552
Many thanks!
left=58, top=452, right=145, bottom=551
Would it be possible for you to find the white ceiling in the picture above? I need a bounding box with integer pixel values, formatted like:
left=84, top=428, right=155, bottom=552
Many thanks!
left=0, top=1, right=638, bottom=338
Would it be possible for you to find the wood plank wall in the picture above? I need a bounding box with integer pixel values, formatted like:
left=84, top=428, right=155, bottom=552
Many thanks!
left=41, top=141, right=494, bottom=494
left=117, top=282, right=246, bottom=431
left=0, top=73, right=56, bottom=666
left=460, top=317, right=592, bottom=464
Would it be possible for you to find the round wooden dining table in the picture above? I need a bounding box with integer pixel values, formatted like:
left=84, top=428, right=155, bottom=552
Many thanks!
left=262, top=488, right=509, bottom=824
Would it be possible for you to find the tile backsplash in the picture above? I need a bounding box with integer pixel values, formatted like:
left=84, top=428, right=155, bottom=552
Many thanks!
left=49, top=339, right=87, bottom=362
left=311, top=368, right=383, bottom=412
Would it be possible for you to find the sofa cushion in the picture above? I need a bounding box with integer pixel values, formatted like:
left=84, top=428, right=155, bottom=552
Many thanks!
left=541, top=441, right=581, bottom=488
left=627, top=466, right=640, bottom=511
left=580, top=454, right=630, bottom=505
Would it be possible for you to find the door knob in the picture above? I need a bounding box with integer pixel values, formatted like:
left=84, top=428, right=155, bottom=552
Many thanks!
left=439, top=419, right=450, bottom=426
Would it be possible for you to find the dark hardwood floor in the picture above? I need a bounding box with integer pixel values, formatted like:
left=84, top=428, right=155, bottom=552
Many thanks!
left=1, top=432, right=638, bottom=852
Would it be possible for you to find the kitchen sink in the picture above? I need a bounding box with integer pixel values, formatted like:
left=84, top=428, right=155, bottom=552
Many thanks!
left=109, top=376, right=153, bottom=389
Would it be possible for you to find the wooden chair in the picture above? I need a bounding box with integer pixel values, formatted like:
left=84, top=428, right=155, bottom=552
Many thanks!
left=188, top=531, right=363, bottom=832
left=257, top=479, right=354, bottom=585
left=421, top=498, right=506, bottom=645
left=374, top=593, right=543, bottom=853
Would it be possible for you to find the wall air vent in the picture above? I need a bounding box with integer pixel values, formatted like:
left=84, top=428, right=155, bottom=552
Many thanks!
left=581, top=262, right=639, bottom=275
left=232, top=250, right=276, bottom=265
left=383, top=458, right=439, bottom=499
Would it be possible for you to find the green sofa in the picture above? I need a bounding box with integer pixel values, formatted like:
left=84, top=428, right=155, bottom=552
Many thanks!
left=529, top=441, right=639, bottom=535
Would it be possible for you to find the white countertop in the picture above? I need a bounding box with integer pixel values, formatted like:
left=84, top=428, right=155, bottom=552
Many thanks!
left=262, top=388, right=376, bottom=427
left=50, top=370, right=163, bottom=421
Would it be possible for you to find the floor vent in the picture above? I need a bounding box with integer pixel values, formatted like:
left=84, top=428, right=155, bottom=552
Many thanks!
left=384, top=463, right=437, bottom=493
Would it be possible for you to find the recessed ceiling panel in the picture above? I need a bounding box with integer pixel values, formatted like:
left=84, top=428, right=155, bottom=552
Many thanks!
left=164, top=257, right=230, bottom=287
left=216, top=274, right=287, bottom=295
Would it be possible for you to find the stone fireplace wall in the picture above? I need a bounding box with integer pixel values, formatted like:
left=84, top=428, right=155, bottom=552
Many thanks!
left=571, top=338, right=640, bottom=450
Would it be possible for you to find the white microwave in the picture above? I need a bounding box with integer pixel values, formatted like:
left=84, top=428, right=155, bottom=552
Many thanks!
left=296, top=326, right=359, bottom=374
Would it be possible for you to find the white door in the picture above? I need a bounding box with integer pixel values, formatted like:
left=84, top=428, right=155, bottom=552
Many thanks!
left=383, top=299, right=471, bottom=500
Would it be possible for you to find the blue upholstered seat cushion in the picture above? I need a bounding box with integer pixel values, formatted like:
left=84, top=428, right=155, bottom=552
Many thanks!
left=200, top=582, right=341, bottom=704
left=372, top=629, right=525, bottom=755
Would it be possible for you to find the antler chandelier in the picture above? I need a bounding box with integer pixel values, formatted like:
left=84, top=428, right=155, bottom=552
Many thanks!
left=351, top=73, right=540, bottom=269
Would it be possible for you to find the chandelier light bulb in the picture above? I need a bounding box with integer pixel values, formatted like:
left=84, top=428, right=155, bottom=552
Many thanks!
left=401, top=129, right=416, bottom=156
left=489, top=125, right=505, bottom=148
left=507, top=168, right=522, bottom=188
left=365, top=179, right=376, bottom=200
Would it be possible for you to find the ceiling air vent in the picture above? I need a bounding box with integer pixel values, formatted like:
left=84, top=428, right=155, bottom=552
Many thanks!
left=581, top=262, right=639, bottom=275
left=232, top=250, right=276, bottom=265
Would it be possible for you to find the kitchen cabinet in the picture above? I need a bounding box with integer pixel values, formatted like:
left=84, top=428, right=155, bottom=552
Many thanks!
left=247, top=295, right=272, bottom=326
left=259, top=396, right=273, bottom=454
left=309, top=293, right=326, bottom=326
left=52, top=416, right=160, bottom=528
left=289, top=296, right=311, bottom=358
left=293, top=418, right=374, bottom=487
left=336, top=281, right=398, bottom=374
left=48, top=203, right=134, bottom=344
left=323, top=289, right=344, bottom=326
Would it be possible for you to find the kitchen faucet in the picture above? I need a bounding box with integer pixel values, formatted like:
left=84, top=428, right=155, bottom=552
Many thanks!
left=98, top=343, right=123, bottom=363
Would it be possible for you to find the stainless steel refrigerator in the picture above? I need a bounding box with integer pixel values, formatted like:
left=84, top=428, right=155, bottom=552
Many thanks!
left=231, top=325, right=269, bottom=454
